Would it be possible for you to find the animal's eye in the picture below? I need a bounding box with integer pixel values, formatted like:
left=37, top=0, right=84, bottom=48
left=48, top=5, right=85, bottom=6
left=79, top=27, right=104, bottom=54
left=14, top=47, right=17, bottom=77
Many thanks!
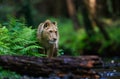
left=55, top=31, right=57, bottom=33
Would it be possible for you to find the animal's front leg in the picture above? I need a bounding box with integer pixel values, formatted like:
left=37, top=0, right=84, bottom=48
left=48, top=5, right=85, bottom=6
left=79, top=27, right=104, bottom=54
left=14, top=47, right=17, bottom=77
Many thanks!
left=53, top=47, right=58, bottom=57
left=47, top=48, right=54, bottom=58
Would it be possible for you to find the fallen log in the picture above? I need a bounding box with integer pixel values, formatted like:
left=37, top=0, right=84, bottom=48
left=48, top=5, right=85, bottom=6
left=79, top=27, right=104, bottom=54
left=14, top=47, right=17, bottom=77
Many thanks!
left=0, top=55, right=102, bottom=78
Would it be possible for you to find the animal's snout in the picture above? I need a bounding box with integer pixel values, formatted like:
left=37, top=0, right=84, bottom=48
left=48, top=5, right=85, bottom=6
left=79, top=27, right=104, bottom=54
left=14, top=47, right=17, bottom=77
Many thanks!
left=49, top=38, right=57, bottom=44
left=53, top=38, right=57, bottom=41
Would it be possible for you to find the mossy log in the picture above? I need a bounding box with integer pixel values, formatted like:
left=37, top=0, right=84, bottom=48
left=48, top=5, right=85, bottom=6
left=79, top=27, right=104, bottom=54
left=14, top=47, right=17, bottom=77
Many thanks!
left=0, top=55, right=102, bottom=78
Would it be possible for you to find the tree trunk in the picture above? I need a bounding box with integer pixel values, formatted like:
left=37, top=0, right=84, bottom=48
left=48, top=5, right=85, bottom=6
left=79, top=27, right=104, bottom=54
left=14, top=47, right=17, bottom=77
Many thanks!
left=66, top=0, right=81, bottom=30
left=81, top=0, right=95, bottom=37
left=0, top=55, right=102, bottom=78
left=93, top=18, right=110, bottom=40
left=84, top=0, right=110, bottom=40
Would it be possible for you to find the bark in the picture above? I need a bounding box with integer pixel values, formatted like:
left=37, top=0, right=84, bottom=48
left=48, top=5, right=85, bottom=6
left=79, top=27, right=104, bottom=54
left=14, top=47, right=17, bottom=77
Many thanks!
left=93, top=18, right=110, bottom=40
left=66, top=0, right=81, bottom=30
left=0, top=55, right=102, bottom=77
left=84, top=0, right=110, bottom=40
left=81, top=0, right=95, bottom=37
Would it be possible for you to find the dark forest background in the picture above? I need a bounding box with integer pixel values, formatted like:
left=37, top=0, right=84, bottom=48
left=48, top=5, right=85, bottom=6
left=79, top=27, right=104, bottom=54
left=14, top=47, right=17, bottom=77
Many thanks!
left=0, top=0, right=120, bottom=77
left=0, top=0, right=120, bottom=56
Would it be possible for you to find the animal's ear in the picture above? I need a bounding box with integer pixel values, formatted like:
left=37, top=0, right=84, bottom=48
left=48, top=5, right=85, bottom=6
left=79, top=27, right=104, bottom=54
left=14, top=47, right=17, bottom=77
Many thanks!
left=43, top=23, right=49, bottom=28
left=43, top=20, right=50, bottom=28
left=52, top=21, right=57, bottom=26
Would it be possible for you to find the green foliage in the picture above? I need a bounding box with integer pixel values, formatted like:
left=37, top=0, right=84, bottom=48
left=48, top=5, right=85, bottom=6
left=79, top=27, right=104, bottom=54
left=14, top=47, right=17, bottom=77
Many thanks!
left=0, top=18, right=47, bottom=77
left=0, top=18, right=42, bottom=56
left=0, top=67, right=21, bottom=79
left=58, top=19, right=88, bottom=56
left=98, top=20, right=120, bottom=54
left=89, top=20, right=120, bottom=54
left=1, top=17, right=120, bottom=56
left=107, top=21, right=120, bottom=43
left=0, top=25, right=11, bottom=54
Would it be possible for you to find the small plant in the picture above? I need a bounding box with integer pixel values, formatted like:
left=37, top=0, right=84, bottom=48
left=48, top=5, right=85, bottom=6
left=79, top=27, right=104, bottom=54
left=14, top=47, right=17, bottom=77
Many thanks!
left=0, top=18, right=42, bottom=56
left=58, top=19, right=88, bottom=56
left=0, top=67, right=21, bottom=79
left=0, top=25, right=11, bottom=54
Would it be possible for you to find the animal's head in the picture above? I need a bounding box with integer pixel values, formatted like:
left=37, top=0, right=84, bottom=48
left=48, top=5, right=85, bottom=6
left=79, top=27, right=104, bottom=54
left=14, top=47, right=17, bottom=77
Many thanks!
left=41, top=20, right=59, bottom=44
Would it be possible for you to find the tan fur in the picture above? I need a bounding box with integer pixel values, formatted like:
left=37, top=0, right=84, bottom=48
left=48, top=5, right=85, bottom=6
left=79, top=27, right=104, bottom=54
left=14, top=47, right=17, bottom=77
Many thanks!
left=37, top=20, right=59, bottom=58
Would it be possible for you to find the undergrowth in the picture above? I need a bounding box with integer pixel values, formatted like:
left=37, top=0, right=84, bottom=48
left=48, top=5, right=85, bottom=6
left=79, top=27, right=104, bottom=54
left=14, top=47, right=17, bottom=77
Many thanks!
left=0, top=17, right=120, bottom=78
left=0, top=67, right=21, bottom=79
left=0, top=18, right=42, bottom=56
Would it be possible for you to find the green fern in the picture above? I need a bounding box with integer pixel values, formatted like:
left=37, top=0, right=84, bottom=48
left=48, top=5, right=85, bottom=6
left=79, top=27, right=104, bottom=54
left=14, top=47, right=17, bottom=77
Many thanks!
left=0, top=18, right=42, bottom=56
left=0, top=26, right=11, bottom=54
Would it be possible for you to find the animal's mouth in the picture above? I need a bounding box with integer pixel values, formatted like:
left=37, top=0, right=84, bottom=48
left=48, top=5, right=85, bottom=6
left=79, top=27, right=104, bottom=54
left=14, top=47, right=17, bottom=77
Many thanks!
left=49, top=40, right=56, bottom=44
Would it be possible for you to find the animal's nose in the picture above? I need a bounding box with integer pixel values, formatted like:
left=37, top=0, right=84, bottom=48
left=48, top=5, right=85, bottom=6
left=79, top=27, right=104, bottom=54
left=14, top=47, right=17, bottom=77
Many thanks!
left=53, top=38, right=57, bottom=41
